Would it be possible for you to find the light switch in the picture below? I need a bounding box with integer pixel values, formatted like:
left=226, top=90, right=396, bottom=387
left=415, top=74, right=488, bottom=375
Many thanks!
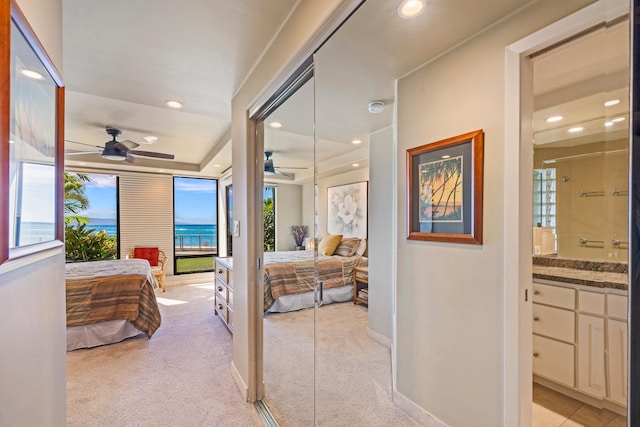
left=233, top=220, right=240, bottom=237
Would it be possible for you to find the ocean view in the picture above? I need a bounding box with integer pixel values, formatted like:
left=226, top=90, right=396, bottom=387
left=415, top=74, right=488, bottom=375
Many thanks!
left=19, top=221, right=218, bottom=248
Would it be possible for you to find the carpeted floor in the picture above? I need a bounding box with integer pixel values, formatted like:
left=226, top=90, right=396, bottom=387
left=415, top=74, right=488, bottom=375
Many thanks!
left=67, top=284, right=418, bottom=426
left=66, top=283, right=263, bottom=427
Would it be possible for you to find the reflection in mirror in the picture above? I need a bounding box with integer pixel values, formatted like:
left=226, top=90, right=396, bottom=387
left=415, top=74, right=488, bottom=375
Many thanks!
left=9, top=19, right=58, bottom=248
left=532, top=20, right=629, bottom=262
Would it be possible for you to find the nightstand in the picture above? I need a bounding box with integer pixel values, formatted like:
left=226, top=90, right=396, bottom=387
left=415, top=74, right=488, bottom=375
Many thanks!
left=353, top=266, right=368, bottom=306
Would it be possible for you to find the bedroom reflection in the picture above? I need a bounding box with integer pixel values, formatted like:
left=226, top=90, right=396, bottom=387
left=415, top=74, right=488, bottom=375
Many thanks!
left=261, top=75, right=316, bottom=425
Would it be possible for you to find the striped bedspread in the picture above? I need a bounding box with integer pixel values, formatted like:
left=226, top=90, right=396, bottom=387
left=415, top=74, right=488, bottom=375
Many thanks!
left=263, top=252, right=367, bottom=312
left=65, top=259, right=161, bottom=338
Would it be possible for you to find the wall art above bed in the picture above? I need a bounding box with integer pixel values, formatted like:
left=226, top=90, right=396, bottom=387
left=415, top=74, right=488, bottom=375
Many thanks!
left=327, top=181, right=368, bottom=239
left=407, top=129, right=484, bottom=245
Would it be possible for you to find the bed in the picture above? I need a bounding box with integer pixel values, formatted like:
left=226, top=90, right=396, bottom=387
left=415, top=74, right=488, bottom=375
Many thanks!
left=263, top=249, right=367, bottom=313
left=65, top=259, right=162, bottom=351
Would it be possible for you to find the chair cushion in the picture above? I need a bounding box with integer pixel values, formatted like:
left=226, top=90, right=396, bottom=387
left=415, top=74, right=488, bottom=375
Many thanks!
left=134, top=247, right=159, bottom=266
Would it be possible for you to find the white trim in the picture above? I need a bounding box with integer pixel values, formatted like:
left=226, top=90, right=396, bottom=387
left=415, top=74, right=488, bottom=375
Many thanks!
left=392, top=78, right=399, bottom=395
left=0, top=243, right=63, bottom=276
left=231, top=360, right=249, bottom=401
left=165, top=272, right=214, bottom=287
left=392, top=389, right=448, bottom=427
left=503, top=0, right=629, bottom=425
left=366, top=326, right=392, bottom=348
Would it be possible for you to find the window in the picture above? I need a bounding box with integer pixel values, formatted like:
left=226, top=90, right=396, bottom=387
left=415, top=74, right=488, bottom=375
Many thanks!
left=64, top=172, right=118, bottom=262
left=264, top=186, right=275, bottom=251
left=174, top=177, right=218, bottom=274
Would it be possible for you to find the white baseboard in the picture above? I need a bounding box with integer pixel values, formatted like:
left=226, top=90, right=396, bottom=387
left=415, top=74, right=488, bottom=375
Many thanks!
left=231, top=360, right=249, bottom=401
left=393, top=389, right=449, bottom=427
left=366, top=327, right=392, bottom=348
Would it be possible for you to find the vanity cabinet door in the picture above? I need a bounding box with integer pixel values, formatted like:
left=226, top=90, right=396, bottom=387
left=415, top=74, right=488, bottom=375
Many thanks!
left=607, top=319, right=627, bottom=406
left=577, top=314, right=606, bottom=398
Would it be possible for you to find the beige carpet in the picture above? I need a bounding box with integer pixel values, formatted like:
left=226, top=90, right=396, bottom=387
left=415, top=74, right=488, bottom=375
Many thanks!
left=66, top=283, right=263, bottom=427
left=67, top=284, right=419, bottom=426
left=263, top=302, right=420, bottom=426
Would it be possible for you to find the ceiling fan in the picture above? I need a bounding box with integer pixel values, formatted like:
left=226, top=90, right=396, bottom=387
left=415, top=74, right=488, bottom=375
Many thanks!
left=65, top=127, right=175, bottom=162
left=264, top=151, right=308, bottom=177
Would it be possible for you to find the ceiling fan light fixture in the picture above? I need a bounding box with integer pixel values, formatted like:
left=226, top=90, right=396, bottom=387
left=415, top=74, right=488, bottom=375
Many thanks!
left=102, top=153, right=127, bottom=161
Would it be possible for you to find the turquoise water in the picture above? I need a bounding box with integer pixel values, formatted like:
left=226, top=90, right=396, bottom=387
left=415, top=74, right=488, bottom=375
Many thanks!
left=18, top=222, right=217, bottom=247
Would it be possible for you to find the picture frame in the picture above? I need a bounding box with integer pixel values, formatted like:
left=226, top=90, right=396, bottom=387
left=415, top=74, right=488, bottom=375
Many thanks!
left=327, top=181, right=368, bottom=239
left=407, top=129, right=484, bottom=244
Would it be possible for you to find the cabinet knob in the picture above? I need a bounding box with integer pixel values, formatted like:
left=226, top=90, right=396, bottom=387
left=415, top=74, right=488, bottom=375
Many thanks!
left=533, top=290, right=540, bottom=296
left=217, top=286, right=223, bottom=292
left=533, top=316, right=540, bottom=322
left=217, top=269, right=223, bottom=274
left=218, top=304, right=224, bottom=310
left=533, top=352, right=539, bottom=358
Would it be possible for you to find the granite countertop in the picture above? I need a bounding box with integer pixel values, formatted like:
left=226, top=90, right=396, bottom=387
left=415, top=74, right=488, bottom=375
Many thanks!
left=532, top=256, right=628, bottom=291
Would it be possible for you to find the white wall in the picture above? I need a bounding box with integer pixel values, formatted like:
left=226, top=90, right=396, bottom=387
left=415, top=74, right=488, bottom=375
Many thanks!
left=274, top=183, right=302, bottom=251
left=368, top=127, right=394, bottom=341
left=394, top=1, right=595, bottom=425
left=0, top=0, right=66, bottom=425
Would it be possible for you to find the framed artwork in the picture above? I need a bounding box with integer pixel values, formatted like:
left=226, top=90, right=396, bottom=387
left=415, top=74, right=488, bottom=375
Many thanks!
left=407, top=129, right=484, bottom=244
left=327, top=181, right=368, bottom=239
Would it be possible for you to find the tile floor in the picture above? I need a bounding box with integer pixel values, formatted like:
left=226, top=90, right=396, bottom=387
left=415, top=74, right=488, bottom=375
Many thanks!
left=533, top=383, right=627, bottom=427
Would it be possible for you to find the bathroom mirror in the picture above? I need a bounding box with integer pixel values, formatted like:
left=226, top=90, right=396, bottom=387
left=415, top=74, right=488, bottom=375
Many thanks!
left=532, top=19, right=629, bottom=262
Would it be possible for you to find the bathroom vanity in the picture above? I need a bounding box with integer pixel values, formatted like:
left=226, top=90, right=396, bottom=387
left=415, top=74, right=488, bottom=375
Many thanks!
left=532, top=256, right=627, bottom=412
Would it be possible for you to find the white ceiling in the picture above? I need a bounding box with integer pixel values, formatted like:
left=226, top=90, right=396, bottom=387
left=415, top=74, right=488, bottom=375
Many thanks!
left=62, top=0, right=611, bottom=178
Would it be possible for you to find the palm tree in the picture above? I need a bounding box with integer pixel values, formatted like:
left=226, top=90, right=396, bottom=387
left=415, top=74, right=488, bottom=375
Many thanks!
left=64, top=172, right=90, bottom=224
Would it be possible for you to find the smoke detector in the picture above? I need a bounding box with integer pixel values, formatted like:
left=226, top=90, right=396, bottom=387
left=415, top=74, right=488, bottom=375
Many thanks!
left=368, top=100, right=385, bottom=114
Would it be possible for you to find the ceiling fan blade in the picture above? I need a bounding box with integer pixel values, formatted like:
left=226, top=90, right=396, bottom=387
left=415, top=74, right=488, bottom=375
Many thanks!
left=125, top=154, right=139, bottom=164
left=275, top=166, right=309, bottom=170
left=274, top=170, right=293, bottom=178
left=65, top=139, right=104, bottom=149
left=114, top=142, right=131, bottom=151
left=65, top=150, right=101, bottom=156
left=119, top=139, right=140, bottom=150
left=128, top=150, right=175, bottom=160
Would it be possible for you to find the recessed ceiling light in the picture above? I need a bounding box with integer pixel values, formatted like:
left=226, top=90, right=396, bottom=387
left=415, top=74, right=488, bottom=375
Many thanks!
left=214, top=164, right=221, bottom=167
left=158, top=169, right=165, bottom=172
left=612, top=117, right=625, bottom=123
left=165, top=100, right=183, bottom=109
left=8, top=140, right=15, bottom=144
left=352, top=163, right=359, bottom=167
left=269, top=122, right=282, bottom=129
left=568, top=127, right=584, bottom=133
left=604, top=99, right=620, bottom=107
left=398, top=0, right=424, bottom=18
left=20, top=68, right=44, bottom=80
left=605, top=121, right=614, bottom=127
left=546, top=116, right=563, bottom=123
left=78, top=162, right=87, bottom=166
left=442, top=155, right=451, bottom=159
left=352, top=139, right=362, bottom=144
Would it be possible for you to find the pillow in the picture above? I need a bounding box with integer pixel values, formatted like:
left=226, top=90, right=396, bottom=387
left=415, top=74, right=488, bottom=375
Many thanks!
left=354, top=239, right=367, bottom=256
left=318, top=233, right=343, bottom=256
left=133, top=247, right=159, bottom=266
left=333, top=237, right=361, bottom=257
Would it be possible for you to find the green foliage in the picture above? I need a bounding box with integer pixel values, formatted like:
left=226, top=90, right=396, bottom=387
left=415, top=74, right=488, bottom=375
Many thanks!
left=264, top=197, right=275, bottom=251
left=65, top=223, right=117, bottom=262
left=64, top=172, right=90, bottom=224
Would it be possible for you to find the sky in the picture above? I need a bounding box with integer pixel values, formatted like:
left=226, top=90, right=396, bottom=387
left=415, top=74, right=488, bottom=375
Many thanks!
left=68, top=173, right=217, bottom=225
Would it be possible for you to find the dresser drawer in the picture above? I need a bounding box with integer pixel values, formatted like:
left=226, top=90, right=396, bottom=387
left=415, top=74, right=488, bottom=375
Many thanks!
left=215, top=281, right=227, bottom=297
left=215, top=298, right=228, bottom=321
left=215, top=264, right=228, bottom=284
left=533, top=334, right=575, bottom=388
left=533, top=283, right=575, bottom=310
left=533, top=303, right=575, bottom=343
left=579, top=290, right=605, bottom=316
left=608, top=294, right=628, bottom=320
